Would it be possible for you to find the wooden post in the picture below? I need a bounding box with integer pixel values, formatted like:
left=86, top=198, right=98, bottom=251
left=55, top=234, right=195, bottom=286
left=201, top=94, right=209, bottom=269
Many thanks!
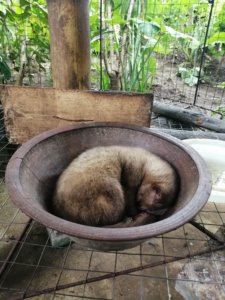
left=47, top=0, right=90, bottom=89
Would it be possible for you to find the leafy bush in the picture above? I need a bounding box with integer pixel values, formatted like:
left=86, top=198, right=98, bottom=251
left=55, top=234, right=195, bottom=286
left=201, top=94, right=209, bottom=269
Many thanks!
left=0, top=54, right=11, bottom=83
left=0, top=0, right=50, bottom=85
left=0, top=0, right=224, bottom=89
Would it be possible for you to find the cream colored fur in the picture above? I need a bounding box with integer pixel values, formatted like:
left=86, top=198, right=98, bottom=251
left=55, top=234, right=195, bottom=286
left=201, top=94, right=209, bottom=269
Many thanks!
left=53, top=146, right=178, bottom=226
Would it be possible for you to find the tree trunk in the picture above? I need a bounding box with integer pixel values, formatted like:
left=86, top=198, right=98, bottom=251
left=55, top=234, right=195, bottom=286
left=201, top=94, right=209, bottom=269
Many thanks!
left=153, top=101, right=225, bottom=133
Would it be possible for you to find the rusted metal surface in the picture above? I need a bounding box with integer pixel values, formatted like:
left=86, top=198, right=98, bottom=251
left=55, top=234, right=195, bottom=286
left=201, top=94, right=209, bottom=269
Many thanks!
left=0, top=219, right=32, bottom=279
left=5, top=123, right=212, bottom=251
left=11, top=242, right=225, bottom=300
left=190, top=219, right=225, bottom=244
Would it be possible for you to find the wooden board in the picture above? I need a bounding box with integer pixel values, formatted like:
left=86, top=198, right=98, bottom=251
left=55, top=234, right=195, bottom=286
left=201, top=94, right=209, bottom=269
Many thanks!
left=0, top=85, right=153, bottom=144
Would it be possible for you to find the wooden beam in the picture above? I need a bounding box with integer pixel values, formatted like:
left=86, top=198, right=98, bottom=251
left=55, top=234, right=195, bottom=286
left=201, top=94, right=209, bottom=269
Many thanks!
left=47, top=0, right=90, bottom=89
left=0, top=85, right=153, bottom=144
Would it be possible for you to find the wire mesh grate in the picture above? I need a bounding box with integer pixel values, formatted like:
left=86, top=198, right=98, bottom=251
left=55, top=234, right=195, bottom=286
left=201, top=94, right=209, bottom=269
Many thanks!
left=0, top=204, right=224, bottom=299
left=0, top=94, right=224, bottom=299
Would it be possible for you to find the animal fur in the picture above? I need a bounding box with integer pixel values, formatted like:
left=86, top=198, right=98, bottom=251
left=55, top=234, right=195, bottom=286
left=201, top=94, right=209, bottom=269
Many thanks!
left=52, top=146, right=178, bottom=227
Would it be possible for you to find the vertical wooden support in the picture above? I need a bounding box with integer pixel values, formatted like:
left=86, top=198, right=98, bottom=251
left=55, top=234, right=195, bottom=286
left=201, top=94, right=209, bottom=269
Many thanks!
left=47, top=0, right=90, bottom=89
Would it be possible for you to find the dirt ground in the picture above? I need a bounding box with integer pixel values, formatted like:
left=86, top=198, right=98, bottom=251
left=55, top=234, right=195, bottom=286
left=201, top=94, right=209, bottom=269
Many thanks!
left=152, top=59, right=225, bottom=110
left=21, top=56, right=225, bottom=112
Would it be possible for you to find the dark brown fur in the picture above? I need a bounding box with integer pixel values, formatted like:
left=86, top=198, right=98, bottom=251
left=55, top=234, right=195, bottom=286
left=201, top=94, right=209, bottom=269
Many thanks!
left=53, top=146, right=178, bottom=227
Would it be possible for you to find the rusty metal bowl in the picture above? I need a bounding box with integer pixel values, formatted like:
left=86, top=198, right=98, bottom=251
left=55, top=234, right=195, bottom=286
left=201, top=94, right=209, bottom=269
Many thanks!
left=5, top=123, right=212, bottom=251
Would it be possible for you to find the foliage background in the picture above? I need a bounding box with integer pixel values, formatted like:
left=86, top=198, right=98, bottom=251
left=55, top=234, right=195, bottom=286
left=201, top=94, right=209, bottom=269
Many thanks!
left=0, top=0, right=224, bottom=91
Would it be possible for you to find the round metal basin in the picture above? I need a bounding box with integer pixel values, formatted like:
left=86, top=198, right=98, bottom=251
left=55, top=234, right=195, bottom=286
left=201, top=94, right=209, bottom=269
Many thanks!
left=5, top=123, right=212, bottom=251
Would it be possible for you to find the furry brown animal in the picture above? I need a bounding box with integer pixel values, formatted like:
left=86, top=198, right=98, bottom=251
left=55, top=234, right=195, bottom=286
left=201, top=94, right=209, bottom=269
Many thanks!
left=52, top=146, right=178, bottom=227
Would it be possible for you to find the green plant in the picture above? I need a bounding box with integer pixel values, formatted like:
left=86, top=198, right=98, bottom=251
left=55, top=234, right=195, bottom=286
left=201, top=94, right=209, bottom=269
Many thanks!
left=177, top=66, right=203, bottom=86
left=90, top=0, right=172, bottom=92
left=0, top=0, right=50, bottom=85
left=0, top=54, right=11, bottom=83
left=90, top=0, right=225, bottom=90
left=213, top=3, right=225, bottom=33
left=206, top=3, right=225, bottom=60
left=1, top=0, right=224, bottom=90
left=212, top=105, right=225, bottom=119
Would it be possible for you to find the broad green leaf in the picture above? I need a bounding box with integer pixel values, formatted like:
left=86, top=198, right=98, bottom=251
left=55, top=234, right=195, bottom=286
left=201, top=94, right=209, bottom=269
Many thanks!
left=148, top=56, right=156, bottom=76
left=6, top=9, right=15, bottom=22
left=138, top=21, right=161, bottom=36
left=165, top=26, right=193, bottom=40
left=90, top=15, right=99, bottom=27
left=0, top=55, right=11, bottom=80
left=90, top=30, right=114, bottom=43
left=142, top=38, right=172, bottom=55
left=178, top=66, right=200, bottom=86
left=207, top=32, right=225, bottom=45
left=189, top=39, right=201, bottom=50
left=0, top=4, right=7, bottom=14
left=33, top=2, right=48, bottom=18
left=178, top=67, right=190, bottom=79
left=142, top=37, right=158, bottom=47
left=108, top=15, right=126, bottom=25
left=193, top=67, right=200, bottom=77
left=184, top=75, right=198, bottom=86
left=154, top=44, right=172, bottom=54
left=20, top=0, right=30, bottom=7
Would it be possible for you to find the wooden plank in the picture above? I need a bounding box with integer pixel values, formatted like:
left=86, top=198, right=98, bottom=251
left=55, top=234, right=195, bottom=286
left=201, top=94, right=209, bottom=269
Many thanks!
left=0, top=85, right=153, bottom=144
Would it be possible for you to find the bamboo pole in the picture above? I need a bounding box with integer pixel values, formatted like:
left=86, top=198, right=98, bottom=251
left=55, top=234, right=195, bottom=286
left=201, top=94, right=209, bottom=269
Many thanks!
left=47, top=0, right=90, bottom=89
